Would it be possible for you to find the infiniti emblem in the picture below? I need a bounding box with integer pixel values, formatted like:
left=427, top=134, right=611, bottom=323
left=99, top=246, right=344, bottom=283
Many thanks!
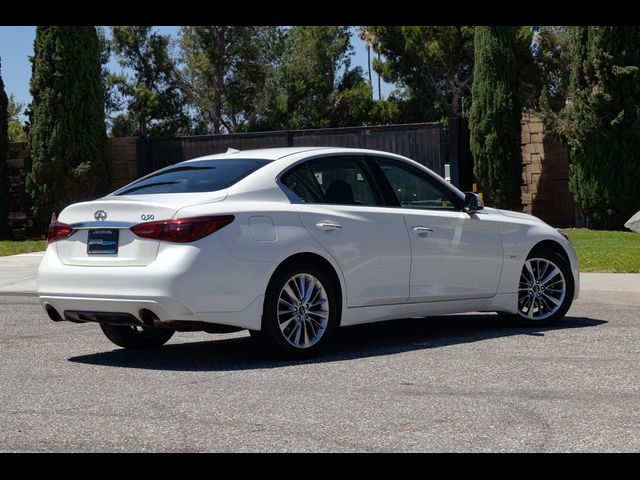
left=94, top=210, right=108, bottom=221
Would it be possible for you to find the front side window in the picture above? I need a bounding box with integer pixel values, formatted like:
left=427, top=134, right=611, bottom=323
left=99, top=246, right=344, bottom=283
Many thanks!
left=281, top=156, right=385, bottom=206
left=372, top=157, right=461, bottom=210
left=115, top=159, right=270, bottom=195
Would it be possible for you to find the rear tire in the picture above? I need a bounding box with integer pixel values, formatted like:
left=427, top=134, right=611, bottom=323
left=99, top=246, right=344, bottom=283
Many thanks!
left=99, top=323, right=175, bottom=349
left=252, top=262, right=338, bottom=358
left=498, top=247, right=574, bottom=327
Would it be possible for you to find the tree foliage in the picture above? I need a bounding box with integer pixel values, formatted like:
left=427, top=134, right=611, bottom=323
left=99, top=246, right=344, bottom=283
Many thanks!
left=268, top=26, right=399, bottom=130
left=26, top=26, right=108, bottom=230
left=104, top=26, right=404, bottom=135
left=0, top=60, right=11, bottom=239
left=177, top=26, right=284, bottom=134
left=365, top=26, right=475, bottom=120
left=7, top=94, right=26, bottom=142
left=110, top=26, right=188, bottom=137
left=533, top=26, right=571, bottom=116
left=469, top=26, right=523, bottom=210
left=275, top=26, right=354, bottom=129
left=555, top=26, right=640, bottom=229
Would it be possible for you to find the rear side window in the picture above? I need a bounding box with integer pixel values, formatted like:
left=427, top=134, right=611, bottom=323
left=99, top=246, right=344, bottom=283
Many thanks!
left=115, top=159, right=270, bottom=195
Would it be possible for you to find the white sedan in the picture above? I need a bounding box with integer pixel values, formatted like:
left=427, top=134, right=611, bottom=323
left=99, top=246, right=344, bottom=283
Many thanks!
left=38, top=147, right=579, bottom=357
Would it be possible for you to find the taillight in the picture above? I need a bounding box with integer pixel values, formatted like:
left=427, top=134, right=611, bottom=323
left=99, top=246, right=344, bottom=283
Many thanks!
left=47, top=221, right=75, bottom=244
left=130, top=215, right=234, bottom=243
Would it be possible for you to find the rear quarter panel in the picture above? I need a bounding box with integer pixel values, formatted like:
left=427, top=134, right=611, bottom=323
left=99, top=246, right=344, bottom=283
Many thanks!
left=174, top=200, right=349, bottom=307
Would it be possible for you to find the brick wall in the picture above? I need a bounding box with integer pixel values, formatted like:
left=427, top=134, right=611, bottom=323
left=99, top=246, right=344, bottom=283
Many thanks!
left=521, top=113, right=581, bottom=228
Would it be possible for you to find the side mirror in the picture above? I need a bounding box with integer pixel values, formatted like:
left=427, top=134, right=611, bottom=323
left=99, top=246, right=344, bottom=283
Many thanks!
left=464, top=192, right=484, bottom=214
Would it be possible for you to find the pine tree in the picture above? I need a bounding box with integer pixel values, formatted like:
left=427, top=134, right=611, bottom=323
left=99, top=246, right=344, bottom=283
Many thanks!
left=558, top=26, right=640, bottom=229
left=469, top=26, right=523, bottom=210
left=0, top=59, right=11, bottom=239
left=26, top=26, right=108, bottom=231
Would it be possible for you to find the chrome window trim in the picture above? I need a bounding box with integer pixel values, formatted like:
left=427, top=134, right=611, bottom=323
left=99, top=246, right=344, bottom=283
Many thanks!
left=275, top=152, right=466, bottom=210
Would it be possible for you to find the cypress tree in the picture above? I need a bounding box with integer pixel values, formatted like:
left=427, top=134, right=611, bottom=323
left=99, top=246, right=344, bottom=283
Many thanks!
left=0, top=59, right=11, bottom=239
left=26, top=26, right=108, bottom=231
left=469, top=26, right=523, bottom=210
left=559, top=26, right=640, bottom=229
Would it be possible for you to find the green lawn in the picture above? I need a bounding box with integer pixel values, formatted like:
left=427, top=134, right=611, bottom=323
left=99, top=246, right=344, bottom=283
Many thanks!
left=0, top=240, right=47, bottom=257
left=563, top=229, right=640, bottom=273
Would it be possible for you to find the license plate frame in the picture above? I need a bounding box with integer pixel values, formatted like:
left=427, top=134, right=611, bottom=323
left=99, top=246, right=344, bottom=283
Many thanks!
left=87, top=229, right=119, bottom=255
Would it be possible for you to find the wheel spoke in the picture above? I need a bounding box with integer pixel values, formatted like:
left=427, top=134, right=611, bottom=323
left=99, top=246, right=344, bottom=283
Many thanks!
left=545, top=287, right=563, bottom=293
left=540, top=295, right=554, bottom=312
left=283, top=284, right=298, bottom=303
left=292, top=278, right=304, bottom=302
left=542, top=292, right=561, bottom=306
left=303, top=322, right=310, bottom=347
left=540, top=267, right=561, bottom=286
left=294, top=323, right=304, bottom=346
left=279, top=316, right=296, bottom=330
left=302, top=276, right=315, bottom=304
left=308, top=309, right=329, bottom=319
left=526, top=296, right=536, bottom=319
left=309, top=297, right=326, bottom=307
left=524, top=261, right=535, bottom=283
left=308, top=316, right=323, bottom=330
left=538, top=260, right=549, bottom=282
left=279, top=297, right=296, bottom=308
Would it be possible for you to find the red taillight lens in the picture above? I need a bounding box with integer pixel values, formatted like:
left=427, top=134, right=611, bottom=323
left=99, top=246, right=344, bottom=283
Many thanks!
left=130, top=215, right=234, bottom=243
left=47, top=221, right=75, bottom=244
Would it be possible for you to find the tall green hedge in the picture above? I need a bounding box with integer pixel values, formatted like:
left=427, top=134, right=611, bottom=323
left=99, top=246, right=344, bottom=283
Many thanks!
left=559, top=27, right=640, bottom=229
left=26, top=26, right=108, bottom=231
left=469, top=26, right=523, bottom=210
left=0, top=60, right=10, bottom=239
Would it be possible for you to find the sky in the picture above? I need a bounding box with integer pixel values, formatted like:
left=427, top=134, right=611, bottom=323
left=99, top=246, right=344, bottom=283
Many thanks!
left=0, top=26, right=394, bottom=121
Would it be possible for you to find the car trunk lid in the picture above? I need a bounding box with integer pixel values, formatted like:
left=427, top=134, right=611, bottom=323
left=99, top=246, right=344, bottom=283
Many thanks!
left=54, top=191, right=227, bottom=266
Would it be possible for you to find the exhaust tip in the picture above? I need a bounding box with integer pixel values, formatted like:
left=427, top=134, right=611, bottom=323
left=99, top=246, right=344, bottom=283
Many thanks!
left=44, top=304, right=64, bottom=322
left=139, top=309, right=160, bottom=326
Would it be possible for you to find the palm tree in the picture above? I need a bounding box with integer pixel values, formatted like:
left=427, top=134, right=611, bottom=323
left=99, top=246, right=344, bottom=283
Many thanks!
left=358, top=27, right=374, bottom=100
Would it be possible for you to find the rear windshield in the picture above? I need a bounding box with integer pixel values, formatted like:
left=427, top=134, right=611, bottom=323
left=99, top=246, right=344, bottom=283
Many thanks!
left=115, top=159, right=270, bottom=195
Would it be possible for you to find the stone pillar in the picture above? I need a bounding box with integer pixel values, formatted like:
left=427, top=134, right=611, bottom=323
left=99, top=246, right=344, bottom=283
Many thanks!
left=521, top=113, right=580, bottom=227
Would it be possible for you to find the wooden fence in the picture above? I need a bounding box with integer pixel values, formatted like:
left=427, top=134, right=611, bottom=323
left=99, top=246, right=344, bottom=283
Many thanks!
left=136, top=123, right=446, bottom=178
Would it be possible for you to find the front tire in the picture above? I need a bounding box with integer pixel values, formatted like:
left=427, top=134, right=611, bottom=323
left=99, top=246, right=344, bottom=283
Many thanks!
left=99, top=323, right=175, bottom=349
left=499, top=247, right=574, bottom=327
left=252, top=262, right=338, bottom=358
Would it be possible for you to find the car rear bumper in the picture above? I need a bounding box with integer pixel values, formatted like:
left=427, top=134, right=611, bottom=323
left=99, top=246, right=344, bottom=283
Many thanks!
left=37, top=240, right=274, bottom=330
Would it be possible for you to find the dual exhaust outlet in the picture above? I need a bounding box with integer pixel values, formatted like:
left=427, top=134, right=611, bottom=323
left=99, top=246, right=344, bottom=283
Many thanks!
left=44, top=303, right=160, bottom=327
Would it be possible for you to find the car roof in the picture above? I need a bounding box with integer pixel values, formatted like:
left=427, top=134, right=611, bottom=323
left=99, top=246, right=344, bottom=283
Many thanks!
left=184, top=146, right=398, bottom=162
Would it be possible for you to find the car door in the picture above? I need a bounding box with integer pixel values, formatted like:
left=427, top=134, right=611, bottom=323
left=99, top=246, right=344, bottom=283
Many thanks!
left=280, top=155, right=411, bottom=307
left=367, top=155, right=503, bottom=303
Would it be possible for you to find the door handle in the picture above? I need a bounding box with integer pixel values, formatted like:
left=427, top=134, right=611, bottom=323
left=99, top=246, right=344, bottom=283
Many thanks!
left=316, top=222, right=342, bottom=232
left=412, top=226, right=433, bottom=237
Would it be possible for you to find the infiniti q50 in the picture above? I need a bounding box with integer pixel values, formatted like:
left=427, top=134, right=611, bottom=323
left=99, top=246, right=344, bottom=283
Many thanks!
left=37, top=147, right=579, bottom=357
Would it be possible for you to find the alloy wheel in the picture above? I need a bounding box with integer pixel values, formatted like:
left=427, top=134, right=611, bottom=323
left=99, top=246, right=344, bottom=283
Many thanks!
left=518, top=258, right=566, bottom=321
left=277, top=273, right=329, bottom=349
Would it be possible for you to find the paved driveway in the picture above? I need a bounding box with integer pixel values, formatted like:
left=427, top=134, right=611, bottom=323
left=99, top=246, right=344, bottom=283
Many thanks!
left=0, top=253, right=639, bottom=452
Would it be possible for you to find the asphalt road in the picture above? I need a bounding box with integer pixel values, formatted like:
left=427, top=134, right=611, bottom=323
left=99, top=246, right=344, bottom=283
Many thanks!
left=1, top=293, right=638, bottom=452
